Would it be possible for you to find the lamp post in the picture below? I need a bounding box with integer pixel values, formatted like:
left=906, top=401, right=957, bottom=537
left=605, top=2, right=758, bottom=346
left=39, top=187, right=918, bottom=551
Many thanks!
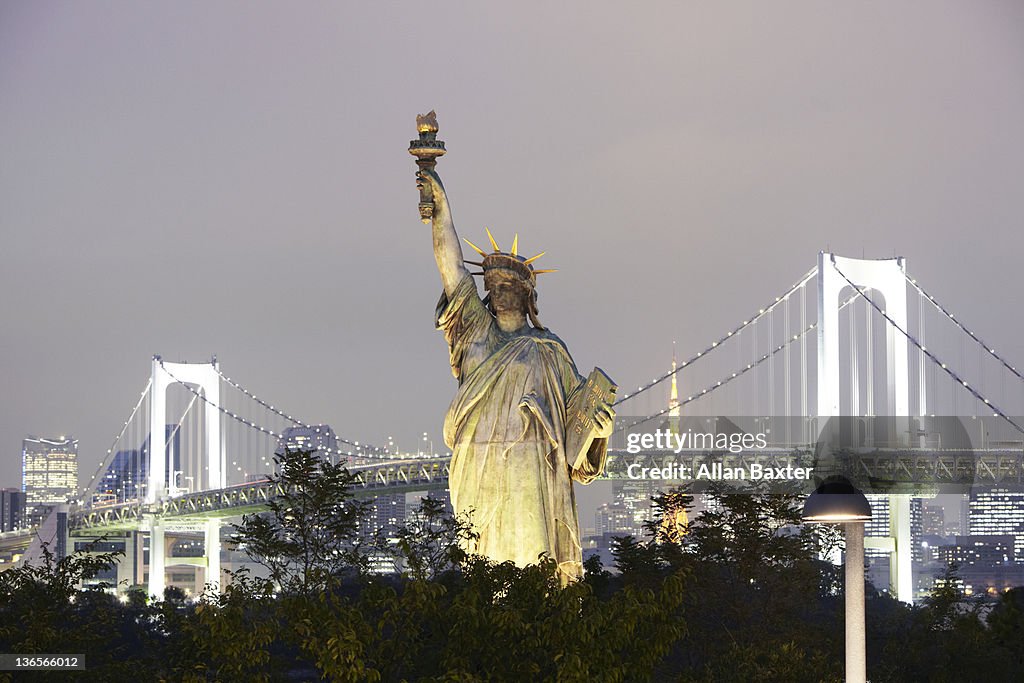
left=802, top=476, right=872, bottom=683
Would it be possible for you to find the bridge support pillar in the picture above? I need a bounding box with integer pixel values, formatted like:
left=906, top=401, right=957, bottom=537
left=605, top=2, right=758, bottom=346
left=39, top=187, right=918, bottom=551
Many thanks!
left=205, top=518, right=221, bottom=593
left=116, top=531, right=136, bottom=591
left=134, top=530, right=146, bottom=586
left=889, top=495, right=914, bottom=603
left=148, top=521, right=166, bottom=600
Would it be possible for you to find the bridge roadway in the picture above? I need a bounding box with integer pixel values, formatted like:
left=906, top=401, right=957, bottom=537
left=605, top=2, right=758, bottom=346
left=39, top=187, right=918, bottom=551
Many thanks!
left=69, top=447, right=1023, bottom=534
left=69, top=457, right=454, bottom=534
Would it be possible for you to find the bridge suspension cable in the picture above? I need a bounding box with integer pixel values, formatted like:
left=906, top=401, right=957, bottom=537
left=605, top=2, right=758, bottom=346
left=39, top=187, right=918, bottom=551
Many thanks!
left=80, top=378, right=151, bottom=502
left=214, top=367, right=305, bottom=426
left=212, top=365, right=388, bottom=456
left=619, top=263, right=1023, bottom=433
left=905, top=273, right=1024, bottom=384
left=625, top=290, right=861, bottom=429
left=832, top=261, right=1024, bottom=434
left=158, top=359, right=386, bottom=459
left=615, top=267, right=818, bottom=406
left=159, top=360, right=281, bottom=436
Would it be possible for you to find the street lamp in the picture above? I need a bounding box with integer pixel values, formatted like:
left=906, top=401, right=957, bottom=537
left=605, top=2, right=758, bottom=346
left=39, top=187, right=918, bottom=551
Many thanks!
left=170, top=470, right=184, bottom=497
left=802, top=476, right=872, bottom=683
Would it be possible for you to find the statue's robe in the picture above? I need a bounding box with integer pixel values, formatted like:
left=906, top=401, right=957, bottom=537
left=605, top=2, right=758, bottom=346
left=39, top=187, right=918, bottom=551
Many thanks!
left=436, top=274, right=607, bottom=583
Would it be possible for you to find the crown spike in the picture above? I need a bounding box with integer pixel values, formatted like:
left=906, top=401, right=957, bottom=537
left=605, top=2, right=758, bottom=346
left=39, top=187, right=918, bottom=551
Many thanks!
left=523, top=252, right=546, bottom=265
left=463, top=260, right=484, bottom=266
left=532, top=269, right=558, bottom=274
left=511, top=233, right=518, bottom=256
left=484, top=227, right=500, bottom=252
left=463, top=238, right=488, bottom=257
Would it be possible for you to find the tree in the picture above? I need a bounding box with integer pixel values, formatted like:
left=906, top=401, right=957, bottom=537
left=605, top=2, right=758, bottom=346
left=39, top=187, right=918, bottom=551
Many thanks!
left=391, top=494, right=478, bottom=580
left=872, top=565, right=1020, bottom=682
left=160, top=569, right=285, bottom=683
left=641, top=482, right=845, bottom=680
left=0, top=539, right=168, bottom=678
left=987, top=587, right=1024, bottom=673
left=0, top=538, right=121, bottom=606
left=610, top=534, right=666, bottom=589
left=230, top=448, right=374, bottom=596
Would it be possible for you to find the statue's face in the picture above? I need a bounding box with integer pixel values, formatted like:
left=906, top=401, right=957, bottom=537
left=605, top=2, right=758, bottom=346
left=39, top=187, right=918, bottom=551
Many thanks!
left=489, top=281, right=530, bottom=315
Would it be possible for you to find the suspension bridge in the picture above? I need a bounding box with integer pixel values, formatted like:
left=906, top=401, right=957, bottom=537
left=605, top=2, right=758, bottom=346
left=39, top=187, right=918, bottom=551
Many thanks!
left=4, top=252, right=1023, bottom=603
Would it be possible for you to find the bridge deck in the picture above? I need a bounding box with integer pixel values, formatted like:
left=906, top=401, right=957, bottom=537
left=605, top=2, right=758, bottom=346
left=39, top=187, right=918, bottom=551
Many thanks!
left=11, top=448, right=1020, bottom=538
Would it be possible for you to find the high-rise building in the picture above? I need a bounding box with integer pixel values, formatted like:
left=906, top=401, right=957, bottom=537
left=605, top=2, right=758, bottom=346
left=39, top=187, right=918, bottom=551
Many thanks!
left=863, top=495, right=924, bottom=592
left=618, top=480, right=661, bottom=535
left=95, top=426, right=181, bottom=503
left=936, top=535, right=1015, bottom=568
left=921, top=502, right=946, bottom=538
left=968, top=488, right=1024, bottom=561
left=369, top=494, right=406, bottom=536
left=931, top=534, right=1024, bottom=596
left=0, top=488, right=26, bottom=531
left=595, top=499, right=634, bottom=537
left=275, top=425, right=339, bottom=460
left=958, top=495, right=970, bottom=536
left=22, top=436, right=78, bottom=524
left=357, top=492, right=415, bottom=575
left=865, top=495, right=924, bottom=561
left=96, top=448, right=144, bottom=504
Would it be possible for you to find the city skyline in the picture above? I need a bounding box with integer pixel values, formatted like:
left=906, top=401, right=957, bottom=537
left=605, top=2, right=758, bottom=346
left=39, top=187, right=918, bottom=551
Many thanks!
left=3, top=3, right=1024, bottom=491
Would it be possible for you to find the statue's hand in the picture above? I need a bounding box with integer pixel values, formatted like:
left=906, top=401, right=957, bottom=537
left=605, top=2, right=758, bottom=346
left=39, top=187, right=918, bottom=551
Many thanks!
left=415, top=168, right=447, bottom=208
left=594, top=403, right=615, bottom=440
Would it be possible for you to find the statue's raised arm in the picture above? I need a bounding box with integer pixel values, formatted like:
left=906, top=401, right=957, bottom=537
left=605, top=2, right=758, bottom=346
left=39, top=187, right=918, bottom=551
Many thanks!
left=416, top=168, right=468, bottom=297
left=409, top=111, right=466, bottom=297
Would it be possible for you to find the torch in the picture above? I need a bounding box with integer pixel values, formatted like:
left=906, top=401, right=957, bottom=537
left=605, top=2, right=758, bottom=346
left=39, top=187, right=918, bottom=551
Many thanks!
left=408, top=110, right=446, bottom=223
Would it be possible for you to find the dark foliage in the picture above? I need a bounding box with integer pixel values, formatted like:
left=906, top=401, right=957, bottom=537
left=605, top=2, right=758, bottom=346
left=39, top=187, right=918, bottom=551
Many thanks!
left=1, top=455, right=1020, bottom=681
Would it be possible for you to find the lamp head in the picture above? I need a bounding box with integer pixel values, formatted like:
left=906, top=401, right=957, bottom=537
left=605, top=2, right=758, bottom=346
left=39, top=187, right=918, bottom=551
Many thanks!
left=803, top=476, right=872, bottom=523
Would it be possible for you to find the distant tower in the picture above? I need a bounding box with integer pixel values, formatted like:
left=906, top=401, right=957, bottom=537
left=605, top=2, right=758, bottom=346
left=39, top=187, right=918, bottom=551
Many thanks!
left=610, top=346, right=689, bottom=542
left=668, top=341, right=680, bottom=435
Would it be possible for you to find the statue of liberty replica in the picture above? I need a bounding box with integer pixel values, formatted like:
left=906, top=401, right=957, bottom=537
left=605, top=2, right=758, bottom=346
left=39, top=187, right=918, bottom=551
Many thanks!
left=411, top=112, right=616, bottom=584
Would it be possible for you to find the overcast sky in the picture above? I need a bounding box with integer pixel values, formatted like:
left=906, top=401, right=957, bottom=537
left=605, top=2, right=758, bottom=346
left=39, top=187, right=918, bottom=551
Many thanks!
left=2, top=2, right=1023, bottom=492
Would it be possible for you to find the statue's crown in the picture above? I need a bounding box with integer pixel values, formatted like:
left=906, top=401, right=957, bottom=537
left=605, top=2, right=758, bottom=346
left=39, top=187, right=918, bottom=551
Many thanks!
left=463, top=229, right=556, bottom=289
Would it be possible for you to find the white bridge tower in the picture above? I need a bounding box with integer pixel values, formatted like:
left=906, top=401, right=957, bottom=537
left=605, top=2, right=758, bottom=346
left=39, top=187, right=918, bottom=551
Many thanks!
left=817, top=252, right=915, bottom=603
left=145, top=356, right=224, bottom=599
left=146, top=356, right=224, bottom=503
